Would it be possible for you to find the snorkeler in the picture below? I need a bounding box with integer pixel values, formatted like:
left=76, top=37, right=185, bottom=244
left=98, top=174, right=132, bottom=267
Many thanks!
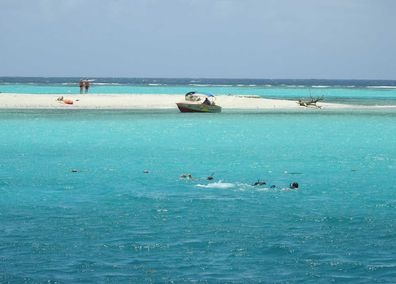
left=252, top=180, right=266, bottom=186
left=207, top=173, right=215, bottom=180
left=180, top=174, right=193, bottom=180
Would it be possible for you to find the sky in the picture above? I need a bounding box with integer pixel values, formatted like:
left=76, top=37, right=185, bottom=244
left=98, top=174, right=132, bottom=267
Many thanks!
left=0, top=0, right=395, bottom=79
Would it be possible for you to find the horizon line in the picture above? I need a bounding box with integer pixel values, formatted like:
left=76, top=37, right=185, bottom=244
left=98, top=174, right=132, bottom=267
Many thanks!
left=0, top=76, right=395, bottom=82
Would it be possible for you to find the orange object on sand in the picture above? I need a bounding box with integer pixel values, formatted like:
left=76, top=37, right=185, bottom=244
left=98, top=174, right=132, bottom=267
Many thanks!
left=63, top=99, right=74, bottom=105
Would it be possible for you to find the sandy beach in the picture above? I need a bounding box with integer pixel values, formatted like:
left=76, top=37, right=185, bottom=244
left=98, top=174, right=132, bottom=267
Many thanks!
left=1, top=93, right=394, bottom=110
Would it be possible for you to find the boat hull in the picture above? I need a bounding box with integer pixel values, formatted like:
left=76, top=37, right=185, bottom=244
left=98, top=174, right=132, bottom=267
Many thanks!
left=176, top=103, right=222, bottom=113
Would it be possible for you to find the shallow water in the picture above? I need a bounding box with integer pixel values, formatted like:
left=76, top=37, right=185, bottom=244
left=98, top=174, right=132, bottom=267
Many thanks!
left=1, top=77, right=396, bottom=105
left=1, top=109, right=396, bottom=282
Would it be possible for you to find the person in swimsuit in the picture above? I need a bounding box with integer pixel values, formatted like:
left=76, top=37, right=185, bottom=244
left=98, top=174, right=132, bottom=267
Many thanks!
left=79, top=80, right=84, bottom=94
left=202, top=97, right=211, bottom=105
left=85, top=80, right=90, bottom=94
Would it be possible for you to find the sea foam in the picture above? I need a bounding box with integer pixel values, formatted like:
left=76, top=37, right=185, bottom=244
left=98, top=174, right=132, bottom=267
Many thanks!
left=195, top=181, right=236, bottom=189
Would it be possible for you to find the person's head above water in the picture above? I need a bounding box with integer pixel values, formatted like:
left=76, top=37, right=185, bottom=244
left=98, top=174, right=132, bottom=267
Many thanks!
left=180, top=173, right=193, bottom=180
left=290, top=182, right=299, bottom=189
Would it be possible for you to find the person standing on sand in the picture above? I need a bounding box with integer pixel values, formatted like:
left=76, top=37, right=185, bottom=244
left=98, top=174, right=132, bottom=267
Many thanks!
left=85, top=80, right=90, bottom=94
left=79, top=80, right=84, bottom=94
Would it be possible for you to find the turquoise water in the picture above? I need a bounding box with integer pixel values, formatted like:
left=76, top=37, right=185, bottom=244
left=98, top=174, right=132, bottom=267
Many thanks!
left=2, top=83, right=396, bottom=105
left=1, top=109, right=396, bottom=282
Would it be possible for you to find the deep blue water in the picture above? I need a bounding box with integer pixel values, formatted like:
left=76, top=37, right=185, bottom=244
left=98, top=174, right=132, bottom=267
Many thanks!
left=1, top=77, right=396, bottom=105
left=1, top=109, right=396, bottom=282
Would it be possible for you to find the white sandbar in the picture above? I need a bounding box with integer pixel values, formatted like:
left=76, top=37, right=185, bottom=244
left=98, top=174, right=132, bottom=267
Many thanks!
left=0, top=93, right=394, bottom=110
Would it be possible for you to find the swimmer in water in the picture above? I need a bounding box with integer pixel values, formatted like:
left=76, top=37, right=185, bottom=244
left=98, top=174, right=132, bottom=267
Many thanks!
left=253, top=180, right=266, bottom=186
left=207, top=173, right=215, bottom=180
left=290, top=182, right=299, bottom=189
left=180, top=174, right=193, bottom=180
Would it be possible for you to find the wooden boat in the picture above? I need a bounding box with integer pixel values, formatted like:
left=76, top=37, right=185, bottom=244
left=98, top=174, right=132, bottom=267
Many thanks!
left=176, top=102, right=222, bottom=113
left=177, top=92, right=222, bottom=113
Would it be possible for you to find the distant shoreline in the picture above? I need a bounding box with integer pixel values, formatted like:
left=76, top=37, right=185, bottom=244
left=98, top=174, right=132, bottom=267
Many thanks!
left=1, top=93, right=396, bottom=110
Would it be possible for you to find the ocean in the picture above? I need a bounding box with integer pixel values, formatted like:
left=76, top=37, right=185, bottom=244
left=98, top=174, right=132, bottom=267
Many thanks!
left=1, top=77, right=396, bottom=105
left=1, top=78, right=396, bottom=282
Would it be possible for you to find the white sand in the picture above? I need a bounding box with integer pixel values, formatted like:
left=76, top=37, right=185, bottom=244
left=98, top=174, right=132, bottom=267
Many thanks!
left=0, top=93, right=394, bottom=110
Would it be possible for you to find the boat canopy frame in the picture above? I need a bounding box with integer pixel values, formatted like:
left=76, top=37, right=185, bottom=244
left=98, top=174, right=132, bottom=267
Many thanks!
left=185, top=91, right=216, bottom=102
